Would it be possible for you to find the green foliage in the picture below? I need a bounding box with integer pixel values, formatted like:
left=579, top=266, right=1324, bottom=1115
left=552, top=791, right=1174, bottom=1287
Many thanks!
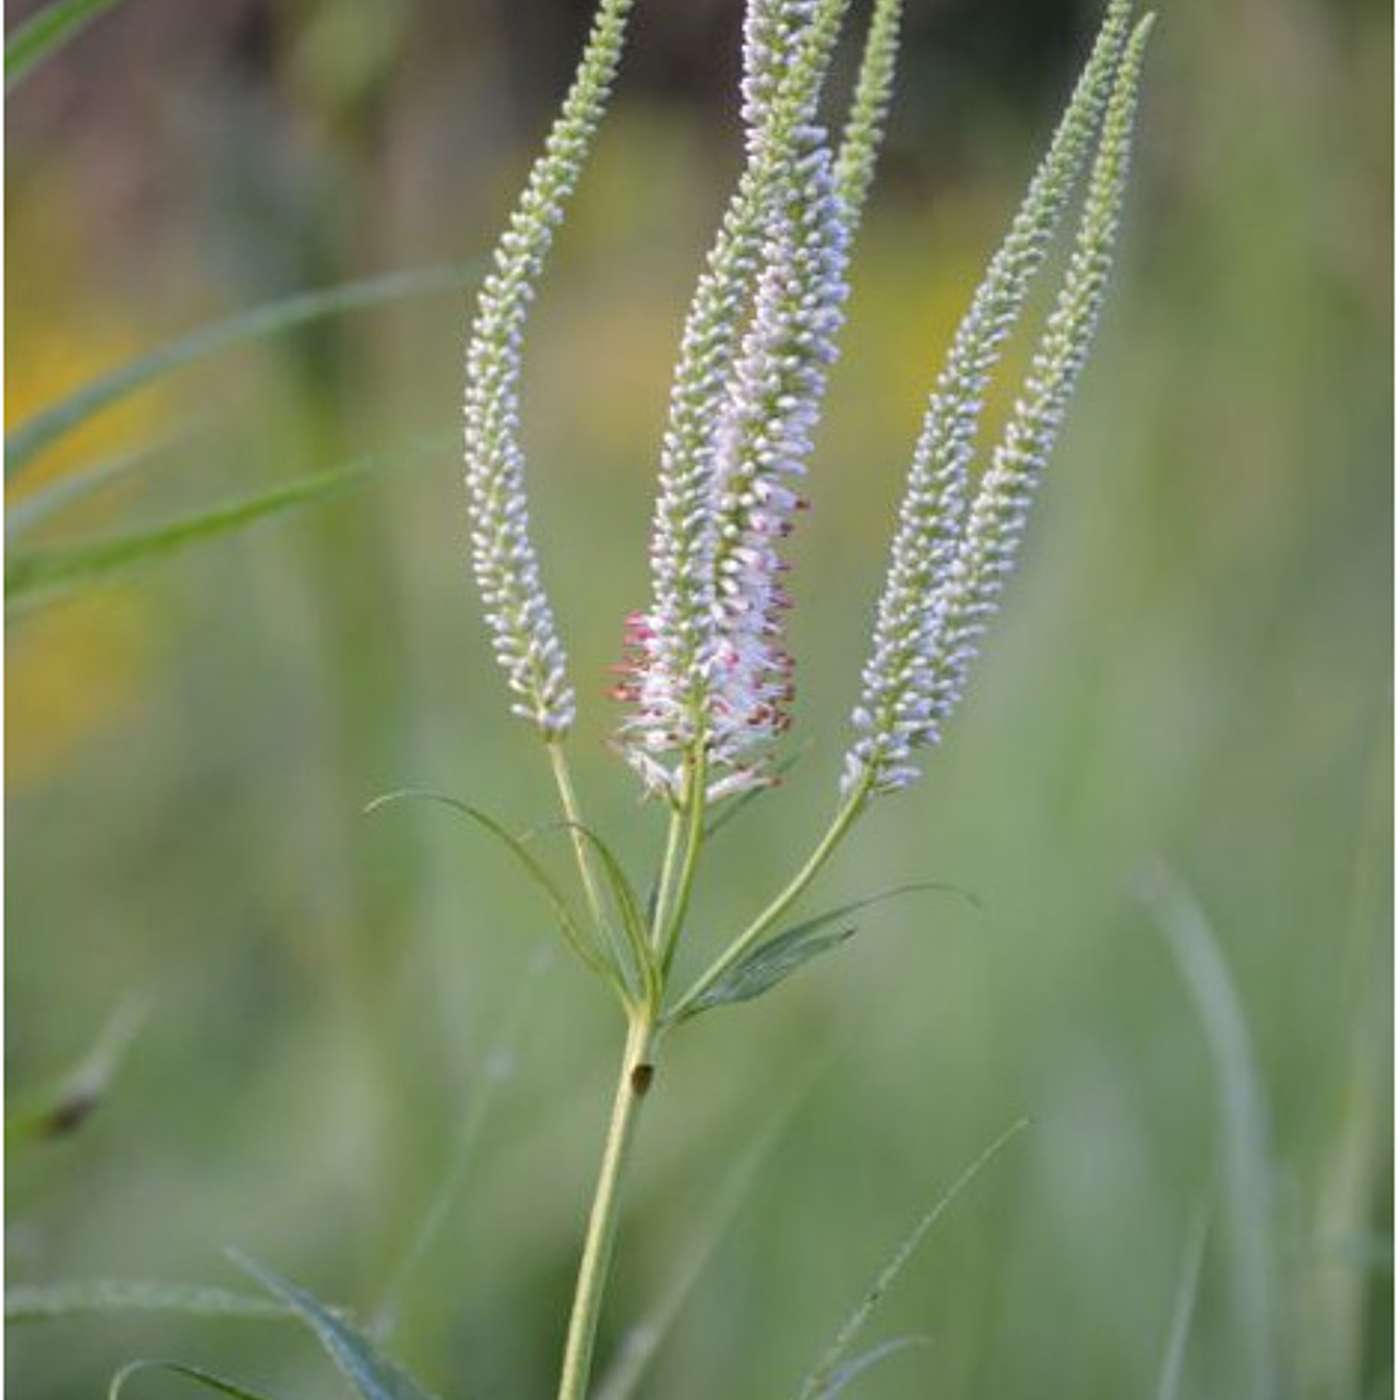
left=363, top=790, right=618, bottom=988
left=677, top=881, right=970, bottom=1020
left=799, top=1118, right=1029, bottom=1399
left=107, top=1360, right=283, bottom=1400
left=229, top=1252, right=439, bottom=1400
left=6, top=462, right=369, bottom=611
left=5, top=263, right=475, bottom=479
left=5, top=1280, right=285, bottom=1325
left=4, top=0, right=124, bottom=92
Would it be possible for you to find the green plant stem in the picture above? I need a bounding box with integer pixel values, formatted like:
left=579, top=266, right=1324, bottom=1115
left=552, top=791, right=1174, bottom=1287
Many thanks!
left=557, top=1012, right=658, bottom=1400
left=649, top=806, right=686, bottom=953
left=547, top=740, right=628, bottom=987
left=668, top=772, right=872, bottom=1020
left=657, top=746, right=707, bottom=976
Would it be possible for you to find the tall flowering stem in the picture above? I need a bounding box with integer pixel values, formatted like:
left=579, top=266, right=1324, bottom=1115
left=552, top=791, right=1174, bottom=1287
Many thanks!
left=448, top=4, right=1153, bottom=1396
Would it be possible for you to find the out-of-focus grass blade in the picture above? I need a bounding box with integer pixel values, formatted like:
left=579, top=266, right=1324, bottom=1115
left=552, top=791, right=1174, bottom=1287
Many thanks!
left=364, top=790, right=614, bottom=983
left=807, top=1336, right=930, bottom=1400
left=371, top=943, right=557, bottom=1340
left=108, top=1359, right=284, bottom=1400
left=6, top=1280, right=286, bottom=1324
left=798, top=1117, right=1029, bottom=1400
left=6, top=460, right=369, bottom=610
left=228, top=1251, right=439, bottom=1400
left=5, top=0, right=123, bottom=92
left=6, top=420, right=205, bottom=542
left=595, top=1059, right=828, bottom=1400
left=1155, top=1194, right=1213, bottom=1400
left=1137, top=860, right=1278, bottom=1400
left=6, top=996, right=148, bottom=1147
left=5, top=262, right=477, bottom=477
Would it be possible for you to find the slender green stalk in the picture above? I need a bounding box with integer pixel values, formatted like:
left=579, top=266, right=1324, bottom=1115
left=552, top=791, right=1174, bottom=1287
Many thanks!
left=557, top=1012, right=658, bottom=1400
left=649, top=806, right=686, bottom=953
left=547, top=741, right=630, bottom=990
left=657, top=747, right=708, bottom=976
left=668, top=772, right=873, bottom=1020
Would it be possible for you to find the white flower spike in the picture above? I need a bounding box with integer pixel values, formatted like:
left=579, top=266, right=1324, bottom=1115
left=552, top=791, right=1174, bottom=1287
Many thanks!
left=463, top=0, right=635, bottom=738
left=844, top=8, right=1153, bottom=796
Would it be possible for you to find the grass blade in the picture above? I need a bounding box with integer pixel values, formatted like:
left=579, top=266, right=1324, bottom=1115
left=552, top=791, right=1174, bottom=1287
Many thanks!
left=807, top=1336, right=930, bottom=1400
left=6, top=460, right=368, bottom=610
left=363, top=790, right=614, bottom=984
left=1155, top=1194, right=1213, bottom=1400
left=372, top=944, right=557, bottom=1340
left=6, top=1280, right=286, bottom=1324
left=1137, top=860, right=1278, bottom=1400
left=6, top=995, right=148, bottom=1146
left=108, top=1360, right=284, bottom=1400
left=5, top=0, right=123, bottom=92
left=228, top=1251, right=438, bottom=1400
left=5, top=262, right=477, bottom=477
left=799, top=1116, right=1029, bottom=1399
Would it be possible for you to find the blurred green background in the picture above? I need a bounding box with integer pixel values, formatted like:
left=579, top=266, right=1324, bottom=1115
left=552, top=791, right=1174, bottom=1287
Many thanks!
left=5, top=0, right=1392, bottom=1396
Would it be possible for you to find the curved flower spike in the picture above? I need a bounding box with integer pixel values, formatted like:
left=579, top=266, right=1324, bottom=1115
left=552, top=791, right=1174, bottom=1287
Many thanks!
left=842, top=0, right=1137, bottom=795
left=845, top=4, right=1152, bottom=796
left=463, top=0, right=635, bottom=738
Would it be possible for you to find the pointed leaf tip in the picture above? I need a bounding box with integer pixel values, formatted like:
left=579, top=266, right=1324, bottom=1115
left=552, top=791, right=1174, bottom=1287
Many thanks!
left=227, top=1250, right=439, bottom=1400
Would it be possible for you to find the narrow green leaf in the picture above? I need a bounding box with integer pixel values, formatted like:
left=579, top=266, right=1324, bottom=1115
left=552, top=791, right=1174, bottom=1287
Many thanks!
left=807, top=1336, right=930, bottom=1400
left=5, top=0, right=123, bottom=92
left=6, top=996, right=147, bottom=1147
left=108, top=1359, right=284, bottom=1400
left=5, top=262, right=477, bottom=477
left=228, top=1251, right=439, bottom=1400
left=799, top=1118, right=1029, bottom=1399
left=1156, top=1194, right=1213, bottom=1400
left=6, top=461, right=368, bottom=609
left=363, top=790, right=614, bottom=983
left=527, top=819, right=656, bottom=1004
left=1138, top=860, right=1278, bottom=1400
left=372, top=944, right=556, bottom=1340
left=5, top=1280, right=285, bottom=1324
left=6, top=420, right=203, bottom=542
left=681, top=881, right=973, bottom=1018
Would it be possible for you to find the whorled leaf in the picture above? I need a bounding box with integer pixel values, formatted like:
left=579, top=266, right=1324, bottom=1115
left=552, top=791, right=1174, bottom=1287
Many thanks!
left=363, top=789, right=617, bottom=987
left=522, top=819, right=657, bottom=1005
left=228, top=1251, right=439, bottom=1400
left=676, top=880, right=973, bottom=1020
